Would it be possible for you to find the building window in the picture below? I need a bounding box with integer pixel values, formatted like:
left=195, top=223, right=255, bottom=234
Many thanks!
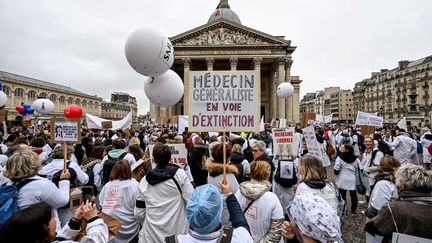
left=59, top=96, right=66, bottom=103
left=28, top=90, right=37, bottom=99
left=75, top=99, right=81, bottom=105
left=39, top=92, right=48, bottom=98
left=3, top=86, right=10, bottom=96
left=67, top=97, right=74, bottom=104
left=50, top=94, right=57, bottom=102
left=14, top=88, right=24, bottom=97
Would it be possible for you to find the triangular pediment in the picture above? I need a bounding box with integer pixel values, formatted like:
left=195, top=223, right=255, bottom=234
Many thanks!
left=171, top=19, right=291, bottom=47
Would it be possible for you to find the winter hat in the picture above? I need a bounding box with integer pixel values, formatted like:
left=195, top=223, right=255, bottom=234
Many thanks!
left=290, top=192, right=342, bottom=243
left=186, top=184, right=223, bottom=234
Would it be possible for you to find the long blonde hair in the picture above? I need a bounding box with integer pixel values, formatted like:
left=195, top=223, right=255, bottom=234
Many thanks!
left=4, top=150, right=41, bottom=183
left=299, top=155, right=324, bottom=181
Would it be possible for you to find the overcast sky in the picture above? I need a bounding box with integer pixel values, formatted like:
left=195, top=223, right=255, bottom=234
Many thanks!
left=0, top=0, right=431, bottom=115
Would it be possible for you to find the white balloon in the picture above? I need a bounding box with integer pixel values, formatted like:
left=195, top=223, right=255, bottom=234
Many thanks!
left=144, top=70, right=184, bottom=107
left=125, top=28, right=174, bottom=77
left=276, top=82, right=294, bottom=99
left=0, top=91, right=7, bottom=107
left=32, top=98, right=55, bottom=115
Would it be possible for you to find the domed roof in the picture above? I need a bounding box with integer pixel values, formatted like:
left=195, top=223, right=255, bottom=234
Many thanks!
left=208, top=0, right=241, bottom=24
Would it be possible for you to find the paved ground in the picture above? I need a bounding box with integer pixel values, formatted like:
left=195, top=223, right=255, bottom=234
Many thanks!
left=327, top=161, right=367, bottom=243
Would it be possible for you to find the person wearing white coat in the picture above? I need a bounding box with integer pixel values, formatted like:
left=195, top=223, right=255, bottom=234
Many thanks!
left=365, top=156, right=400, bottom=243
left=3, top=149, right=70, bottom=232
left=385, top=131, right=417, bottom=165
left=334, top=144, right=359, bottom=214
left=360, top=137, right=384, bottom=199
left=99, top=160, right=140, bottom=243
left=134, top=143, right=193, bottom=243
left=236, top=161, right=284, bottom=243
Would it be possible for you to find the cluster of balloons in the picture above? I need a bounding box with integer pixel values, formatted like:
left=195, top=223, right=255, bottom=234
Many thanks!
left=276, top=82, right=295, bottom=99
left=15, top=104, right=34, bottom=116
left=125, top=28, right=184, bottom=107
left=64, top=104, right=83, bottom=119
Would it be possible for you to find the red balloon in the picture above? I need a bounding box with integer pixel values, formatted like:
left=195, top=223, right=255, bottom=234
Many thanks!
left=64, top=104, right=83, bottom=118
left=15, top=106, right=25, bottom=113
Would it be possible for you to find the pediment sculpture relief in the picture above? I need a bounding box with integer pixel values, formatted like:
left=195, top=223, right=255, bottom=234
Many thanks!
left=176, top=28, right=271, bottom=45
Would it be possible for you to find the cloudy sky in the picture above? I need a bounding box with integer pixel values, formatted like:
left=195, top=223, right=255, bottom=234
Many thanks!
left=0, top=0, right=431, bottom=115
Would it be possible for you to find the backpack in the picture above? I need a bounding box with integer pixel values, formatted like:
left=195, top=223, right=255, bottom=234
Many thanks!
left=100, top=152, right=127, bottom=186
left=243, top=140, right=254, bottom=163
left=0, top=179, right=36, bottom=228
left=51, top=161, right=78, bottom=187
left=369, top=150, right=380, bottom=167
left=417, top=141, right=423, bottom=153
left=274, top=160, right=297, bottom=188
left=323, top=181, right=347, bottom=224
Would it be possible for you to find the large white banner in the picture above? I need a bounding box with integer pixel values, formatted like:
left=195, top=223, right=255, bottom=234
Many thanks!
left=355, top=111, right=383, bottom=127
left=303, top=126, right=324, bottom=162
left=189, top=71, right=260, bottom=132
left=178, top=115, right=188, bottom=134
left=86, top=111, right=133, bottom=130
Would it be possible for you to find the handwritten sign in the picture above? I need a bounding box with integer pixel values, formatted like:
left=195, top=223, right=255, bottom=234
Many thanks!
left=148, top=144, right=188, bottom=169
left=355, top=111, right=383, bottom=127
left=50, top=118, right=81, bottom=144
left=303, top=126, right=324, bottom=162
left=189, top=71, right=260, bottom=132
left=272, top=127, right=297, bottom=159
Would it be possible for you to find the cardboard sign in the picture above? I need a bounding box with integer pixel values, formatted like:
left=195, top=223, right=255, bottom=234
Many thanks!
left=189, top=71, right=260, bottom=132
left=301, top=113, right=316, bottom=128
left=303, top=126, right=324, bottom=162
left=101, top=121, right=113, bottom=130
left=50, top=118, right=81, bottom=144
left=272, top=127, right=297, bottom=159
left=0, top=110, right=7, bottom=123
left=360, top=125, right=375, bottom=137
left=148, top=144, right=188, bottom=169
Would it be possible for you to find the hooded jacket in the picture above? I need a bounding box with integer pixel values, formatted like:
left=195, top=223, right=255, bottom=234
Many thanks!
left=235, top=181, right=284, bottom=243
left=134, top=164, right=194, bottom=243
left=229, top=152, right=251, bottom=183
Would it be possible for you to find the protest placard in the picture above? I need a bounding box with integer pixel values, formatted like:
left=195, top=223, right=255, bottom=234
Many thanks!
left=301, top=113, right=316, bottom=128
left=302, top=126, right=324, bottom=162
left=355, top=111, right=383, bottom=127
left=189, top=71, right=260, bottom=132
left=50, top=118, right=81, bottom=144
left=272, top=127, right=297, bottom=160
left=148, top=143, right=188, bottom=169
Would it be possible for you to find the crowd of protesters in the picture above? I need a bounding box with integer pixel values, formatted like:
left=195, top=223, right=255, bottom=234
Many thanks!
left=0, top=121, right=431, bottom=243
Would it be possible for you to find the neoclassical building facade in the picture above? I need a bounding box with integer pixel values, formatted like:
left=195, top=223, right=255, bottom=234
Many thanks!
left=0, top=70, right=102, bottom=121
left=150, top=0, right=302, bottom=124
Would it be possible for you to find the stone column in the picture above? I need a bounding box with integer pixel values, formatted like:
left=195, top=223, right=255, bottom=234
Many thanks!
left=206, top=57, right=214, bottom=71
left=182, top=58, right=191, bottom=115
left=230, top=57, right=238, bottom=70
left=293, top=82, right=301, bottom=124
left=270, top=63, right=277, bottom=119
left=277, top=58, right=286, bottom=119
left=253, top=57, right=263, bottom=117
left=285, top=58, right=293, bottom=122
